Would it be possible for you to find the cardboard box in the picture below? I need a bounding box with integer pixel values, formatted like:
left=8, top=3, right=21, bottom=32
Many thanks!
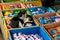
left=23, top=1, right=42, bottom=8
left=0, top=9, right=38, bottom=40
left=33, top=13, right=60, bottom=39
left=0, top=2, right=25, bottom=10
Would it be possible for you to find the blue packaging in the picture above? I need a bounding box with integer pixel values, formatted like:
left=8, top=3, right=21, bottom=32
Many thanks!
left=38, top=16, right=60, bottom=24
left=28, top=7, right=55, bottom=15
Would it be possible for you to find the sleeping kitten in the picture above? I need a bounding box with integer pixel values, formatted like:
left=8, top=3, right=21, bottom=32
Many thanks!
left=9, top=10, right=34, bottom=28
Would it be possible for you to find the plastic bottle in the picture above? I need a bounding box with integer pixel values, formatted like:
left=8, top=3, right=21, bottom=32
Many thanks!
left=13, top=33, right=19, bottom=40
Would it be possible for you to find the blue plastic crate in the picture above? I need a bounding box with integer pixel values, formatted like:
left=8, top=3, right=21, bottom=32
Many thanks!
left=9, top=27, right=51, bottom=40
